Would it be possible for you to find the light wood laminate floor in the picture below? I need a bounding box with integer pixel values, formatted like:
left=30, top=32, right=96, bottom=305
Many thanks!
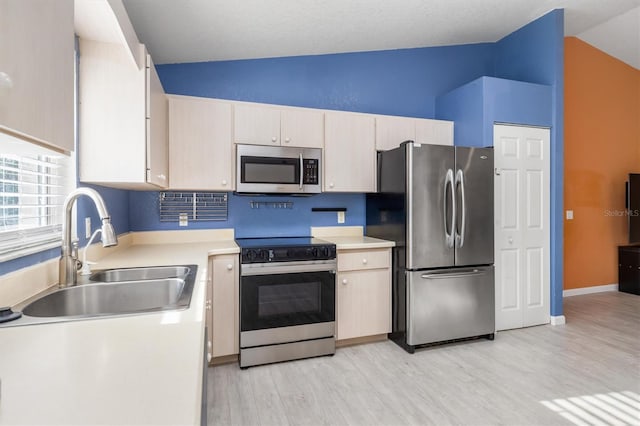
left=207, top=292, right=640, bottom=425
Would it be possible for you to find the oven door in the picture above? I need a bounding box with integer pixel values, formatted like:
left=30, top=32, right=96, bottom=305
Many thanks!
left=241, top=270, right=335, bottom=331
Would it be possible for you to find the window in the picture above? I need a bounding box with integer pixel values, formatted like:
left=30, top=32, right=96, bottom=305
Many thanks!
left=0, top=136, right=73, bottom=261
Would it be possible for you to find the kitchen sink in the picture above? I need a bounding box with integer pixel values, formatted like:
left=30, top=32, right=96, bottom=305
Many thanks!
left=3, top=264, right=198, bottom=326
left=89, top=266, right=191, bottom=283
left=22, top=278, right=185, bottom=318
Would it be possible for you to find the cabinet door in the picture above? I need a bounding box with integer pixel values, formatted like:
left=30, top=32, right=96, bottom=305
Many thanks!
left=79, top=39, right=147, bottom=186
left=375, top=115, right=415, bottom=151
left=324, top=112, right=375, bottom=192
left=146, top=53, right=169, bottom=188
left=206, top=265, right=214, bottom=364
left=336, top=269, right=391, bottom=340
left=212, top=254, right=239, bottom=358
left=415, top=119, right=454, bottom=146
left=281, top=108, right=324, bottom=148
left=0, top=0, right=74, bottom=152
left=169, top=96, right=233, bottom=190
left=233, top=104, right=280, bottom=146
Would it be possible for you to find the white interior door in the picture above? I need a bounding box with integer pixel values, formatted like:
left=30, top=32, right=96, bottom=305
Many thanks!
left=494, top=124, right=550, bottom=331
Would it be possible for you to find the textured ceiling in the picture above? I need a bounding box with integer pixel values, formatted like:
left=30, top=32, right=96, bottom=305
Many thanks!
left=121, top=0, right=640, bottom=68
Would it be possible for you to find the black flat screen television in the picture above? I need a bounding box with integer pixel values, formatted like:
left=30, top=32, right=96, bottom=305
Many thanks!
left=627, top=173, right=640, bottom=244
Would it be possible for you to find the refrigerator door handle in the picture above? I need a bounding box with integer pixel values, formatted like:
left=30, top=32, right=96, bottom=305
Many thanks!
left=443, top=169, right=455, bottom=248
left=455, top=169, right=466, bottom=248
left=421, top=269, right=483, bottom=279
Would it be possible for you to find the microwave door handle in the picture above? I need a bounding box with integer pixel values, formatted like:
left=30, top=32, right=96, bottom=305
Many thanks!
left=299, top=154, right=304, bottom=190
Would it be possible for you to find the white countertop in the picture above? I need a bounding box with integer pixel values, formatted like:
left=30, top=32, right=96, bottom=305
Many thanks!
left=317, top=235, right=395, bottom=250
left=0, top=239, right=238, bottom=426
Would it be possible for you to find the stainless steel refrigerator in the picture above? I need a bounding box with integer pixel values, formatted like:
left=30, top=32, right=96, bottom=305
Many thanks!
left=366, top=141, right=495, bottom=353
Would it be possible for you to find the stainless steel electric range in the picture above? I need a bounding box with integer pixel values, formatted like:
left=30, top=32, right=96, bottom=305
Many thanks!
left=236, top=237, right=337, bottom=368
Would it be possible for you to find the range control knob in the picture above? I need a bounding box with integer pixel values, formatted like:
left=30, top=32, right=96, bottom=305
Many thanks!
left=311, top=247, right=319, bottom=258
left=245, top=250, right=257, bottom=262
left=259, top=250, right=270, bottom=261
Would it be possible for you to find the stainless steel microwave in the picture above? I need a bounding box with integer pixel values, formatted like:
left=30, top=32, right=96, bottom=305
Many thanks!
left=236, top=144, right=322, bottom=194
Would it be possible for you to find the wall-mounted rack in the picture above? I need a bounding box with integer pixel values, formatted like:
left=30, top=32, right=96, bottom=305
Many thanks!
left=159, top=192, right=228, bottom=222
left=249, top=200, right=293, bottom=209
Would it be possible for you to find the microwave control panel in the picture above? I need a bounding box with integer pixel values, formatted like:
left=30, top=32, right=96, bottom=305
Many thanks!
left=303, top=159, right=319, bottom=184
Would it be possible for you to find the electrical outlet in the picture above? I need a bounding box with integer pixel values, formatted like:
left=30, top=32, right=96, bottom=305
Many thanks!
left=85, top=217, right=91, bottom=238
left=337, top=211, right=345, bottom=224
left=179, top=213, right=189, bottom=227
left=566, top=210, right=574, bottom=220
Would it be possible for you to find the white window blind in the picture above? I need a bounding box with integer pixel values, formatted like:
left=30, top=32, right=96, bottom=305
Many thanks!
left=0, top=138, right=72, bottom=261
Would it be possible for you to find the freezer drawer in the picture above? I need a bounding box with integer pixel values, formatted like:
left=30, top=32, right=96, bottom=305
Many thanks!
left=406, top=266, right=495, bottom=346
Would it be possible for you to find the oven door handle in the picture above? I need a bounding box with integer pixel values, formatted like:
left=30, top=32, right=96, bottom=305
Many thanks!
left=241, top=262, right=336, bottom=276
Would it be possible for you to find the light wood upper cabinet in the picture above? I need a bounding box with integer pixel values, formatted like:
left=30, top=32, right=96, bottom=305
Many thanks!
left=324, top=112, right=375, bottom=192
left=0, top=0, right=74, bottom=152
left=375, top=115, right=416, bottom=151
left=233, top=104, right=281, bottom=146
left=376, top=115, right=454, bottom=151
left=280, top=108, right=324, bottom=148
left=415, top=119, right=453, bottom=146
left=233, top=103, right=323, bottom=148
left=336, top=248, right=392, bottom=341
left=78, top=40, right=168, bottom=189
left=146, top=55, right=169, bottom=187
left=169, top=96, right=233, bottom=190
left=210, top=254, right=239, bottom=359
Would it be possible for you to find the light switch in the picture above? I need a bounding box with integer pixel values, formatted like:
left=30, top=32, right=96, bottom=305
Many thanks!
left=85, top=217, right=91, bottom=238
left=337, top=211, right=345, bottom=224
left=566, top=210, right=573, bottom=220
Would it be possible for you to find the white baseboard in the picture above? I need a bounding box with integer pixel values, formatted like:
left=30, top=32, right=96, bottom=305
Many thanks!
left=550, top=315, right=566, bottom=326
left=563, top=283, right=618, bottom=297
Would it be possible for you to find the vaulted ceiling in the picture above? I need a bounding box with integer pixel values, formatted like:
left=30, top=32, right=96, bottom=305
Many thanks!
left=122, top=0, right=640, bottom=69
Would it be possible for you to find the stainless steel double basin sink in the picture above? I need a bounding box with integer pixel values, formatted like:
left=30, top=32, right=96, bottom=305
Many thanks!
left=10, top=265, right=197, bottom=326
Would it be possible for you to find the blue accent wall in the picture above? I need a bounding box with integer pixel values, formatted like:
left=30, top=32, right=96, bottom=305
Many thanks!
left=157, top=44, right=496, bottom=119
left=129, top=192, right=364, bottom=238
left=436, top=76, right=552, bottom=147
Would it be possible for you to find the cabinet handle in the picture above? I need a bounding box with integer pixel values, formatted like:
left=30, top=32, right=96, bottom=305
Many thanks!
left=221, top=179, right=228, bottom=186
left=362, top=259, right=368, bottom=264
left=329, top=183, right=334, bottom=188
left=342, top=278, right=348, bottom=285
left=157, top=174, right=167, bottom=181
left=205, top=300, right=211, bottom=310
left=271, top=136, right=277, bottom=143
left=207, top=353, right=212, bottom=363
left=226, top=264, right=233, bottom=271
left=284, top=137, right=291, bottom=143
left=207, top=341, right=212, bottom=350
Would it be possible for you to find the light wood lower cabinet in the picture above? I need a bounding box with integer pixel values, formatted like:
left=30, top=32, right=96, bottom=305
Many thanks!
left=336, top=248, right=392, bottom=341
left=207, top=254, right=239, bottom=363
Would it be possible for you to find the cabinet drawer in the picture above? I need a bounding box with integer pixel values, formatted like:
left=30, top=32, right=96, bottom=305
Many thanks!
left=338, top=249, right=390, bottom=271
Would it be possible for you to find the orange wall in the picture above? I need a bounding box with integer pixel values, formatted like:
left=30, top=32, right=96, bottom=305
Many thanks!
left=564, top=37, right=640, bottom=289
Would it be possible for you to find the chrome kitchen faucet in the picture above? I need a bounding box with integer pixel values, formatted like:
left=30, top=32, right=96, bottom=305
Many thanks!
left=59, top=188, right=118, bottom=287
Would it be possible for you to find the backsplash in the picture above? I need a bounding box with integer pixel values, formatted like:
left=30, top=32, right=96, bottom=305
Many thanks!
left=129, top=191, right=365, bottom=238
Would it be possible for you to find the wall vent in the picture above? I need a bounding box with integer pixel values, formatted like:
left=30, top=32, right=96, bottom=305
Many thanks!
left=159, top=192, right=227, bottom=222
